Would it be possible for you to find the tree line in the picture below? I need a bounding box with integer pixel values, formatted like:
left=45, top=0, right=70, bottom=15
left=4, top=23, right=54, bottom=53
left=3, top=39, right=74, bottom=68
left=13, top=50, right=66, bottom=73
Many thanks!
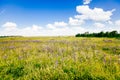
left=75, top=31, right=120, bottom=38
left=0, top=36, right=23, bottom=38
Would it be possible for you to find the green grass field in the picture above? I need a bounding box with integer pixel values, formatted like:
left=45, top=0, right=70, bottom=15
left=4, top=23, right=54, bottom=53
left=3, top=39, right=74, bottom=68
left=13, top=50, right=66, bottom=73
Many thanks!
left=0, top=37, right=120, bottom=80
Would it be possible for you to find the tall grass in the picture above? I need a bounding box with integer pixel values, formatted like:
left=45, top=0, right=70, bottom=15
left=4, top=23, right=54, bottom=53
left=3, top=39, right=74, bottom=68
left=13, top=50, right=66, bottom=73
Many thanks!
left=0, top=37, right=120, bottom=80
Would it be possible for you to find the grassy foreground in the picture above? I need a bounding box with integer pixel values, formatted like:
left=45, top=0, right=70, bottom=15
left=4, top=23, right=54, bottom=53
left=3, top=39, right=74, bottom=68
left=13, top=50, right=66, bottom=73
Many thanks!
left=0, top=37, right=120, bottom=80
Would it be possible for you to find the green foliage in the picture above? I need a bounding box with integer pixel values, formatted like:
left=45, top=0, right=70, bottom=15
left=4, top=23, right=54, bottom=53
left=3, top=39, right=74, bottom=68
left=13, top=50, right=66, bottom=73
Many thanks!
left=76, top=31, right=120, bottom=38
left=6, top=64, right=25, bottom=78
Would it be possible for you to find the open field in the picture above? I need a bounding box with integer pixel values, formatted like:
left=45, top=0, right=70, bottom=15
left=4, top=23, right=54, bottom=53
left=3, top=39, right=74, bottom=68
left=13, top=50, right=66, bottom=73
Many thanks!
left=0, top=37, right=120, bottom=80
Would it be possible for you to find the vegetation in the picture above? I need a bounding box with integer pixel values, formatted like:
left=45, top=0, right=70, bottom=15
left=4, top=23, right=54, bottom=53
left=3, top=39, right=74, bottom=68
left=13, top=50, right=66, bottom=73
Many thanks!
left=0, top=37, right=120, bottom=80
left=0, top=36, right=22, bottom=38
left=76, top=31, right=120, bottom=38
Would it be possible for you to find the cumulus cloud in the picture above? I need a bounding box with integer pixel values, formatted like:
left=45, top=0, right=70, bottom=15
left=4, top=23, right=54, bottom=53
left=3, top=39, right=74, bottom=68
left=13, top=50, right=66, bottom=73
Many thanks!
left=0, top=21, right=85, bottom=36
left=76, top=5, right=115, bottom=21
left=46, top=21, right=67, bottom=29
left=94, top=23, right=105, bottom=28
left=2, top=22, right=17, bottom=28
left=107, top=21, right=113, bottom=25
left=1, top=23, right=44, bottom=36
left=54, top=22, right=68, bottom=27
left=32, top=25, right=43, bottom=31
left=2, top=22, right=17, bottom=31
left=69, top=17, right=85, bottom=26
left=46, top=24, right=56, bottom=29
left=83, top=0, right=92, bottom=5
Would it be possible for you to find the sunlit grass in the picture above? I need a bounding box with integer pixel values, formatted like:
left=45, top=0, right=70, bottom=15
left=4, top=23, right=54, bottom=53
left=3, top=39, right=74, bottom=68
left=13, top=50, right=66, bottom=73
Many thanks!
left=0, top=37, right=120, bottom=80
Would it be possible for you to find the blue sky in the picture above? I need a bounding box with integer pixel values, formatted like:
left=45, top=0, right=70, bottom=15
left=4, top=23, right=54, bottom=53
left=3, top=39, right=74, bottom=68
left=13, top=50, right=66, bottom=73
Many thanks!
left=0, top=0, right=81, bottom=26
left=0, top=0, right=120, bottom=36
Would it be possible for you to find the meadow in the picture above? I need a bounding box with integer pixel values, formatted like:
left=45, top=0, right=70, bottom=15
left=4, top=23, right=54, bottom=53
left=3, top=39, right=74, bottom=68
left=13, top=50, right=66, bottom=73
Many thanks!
left=0, top=37, right=120, bottom=80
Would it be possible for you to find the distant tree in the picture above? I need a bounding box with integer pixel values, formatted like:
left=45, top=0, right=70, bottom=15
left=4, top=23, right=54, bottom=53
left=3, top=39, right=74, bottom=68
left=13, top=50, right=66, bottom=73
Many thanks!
left=109, top=31, right=118, bottom=37
left=75, top=30, right=120, bottom=38
left=75, top=34, right=81, bottom=37
left=97, top=31, right=104, bottom=37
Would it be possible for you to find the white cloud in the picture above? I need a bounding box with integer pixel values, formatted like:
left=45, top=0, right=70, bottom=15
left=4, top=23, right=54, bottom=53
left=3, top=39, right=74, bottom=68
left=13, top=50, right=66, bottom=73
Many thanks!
left=94, top=23, right=105, bottom=28
left=107, top=21, right=113, bottom=25
left=46, top=24, right=56, bottom=29
left=54, top=21, right=67, bottom=27
left=46, top=21, right=67, bottom=29
left=46, top=21, right=68, bottom=29
left=32, top=25, right=43, bottom=31
left=21, top=25, right=42, bottom=31
left=83, top=0, right=92, bottom=5
left=69, top=17, right=85, bottom=26
left=2, top=22, right=17, bottom=28
left=75, top=15, right=88, bottom=20
left=2, top=22, right=42, bottom=32
left=2, top=22, right=17, bottom=31
left=0, top=21, right=85, bottom=36
left=115, top=20, right=120, bottom=26
left=43, top=27, right=85, bottom=36
left=76, top=5, right=115, bottom=21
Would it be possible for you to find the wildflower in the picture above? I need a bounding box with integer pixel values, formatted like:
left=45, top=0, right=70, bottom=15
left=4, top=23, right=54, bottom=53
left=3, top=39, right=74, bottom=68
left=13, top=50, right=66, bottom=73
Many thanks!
left=9, top=46, right=15, bottom=49
left=3, top=55, right=7, bottom=59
